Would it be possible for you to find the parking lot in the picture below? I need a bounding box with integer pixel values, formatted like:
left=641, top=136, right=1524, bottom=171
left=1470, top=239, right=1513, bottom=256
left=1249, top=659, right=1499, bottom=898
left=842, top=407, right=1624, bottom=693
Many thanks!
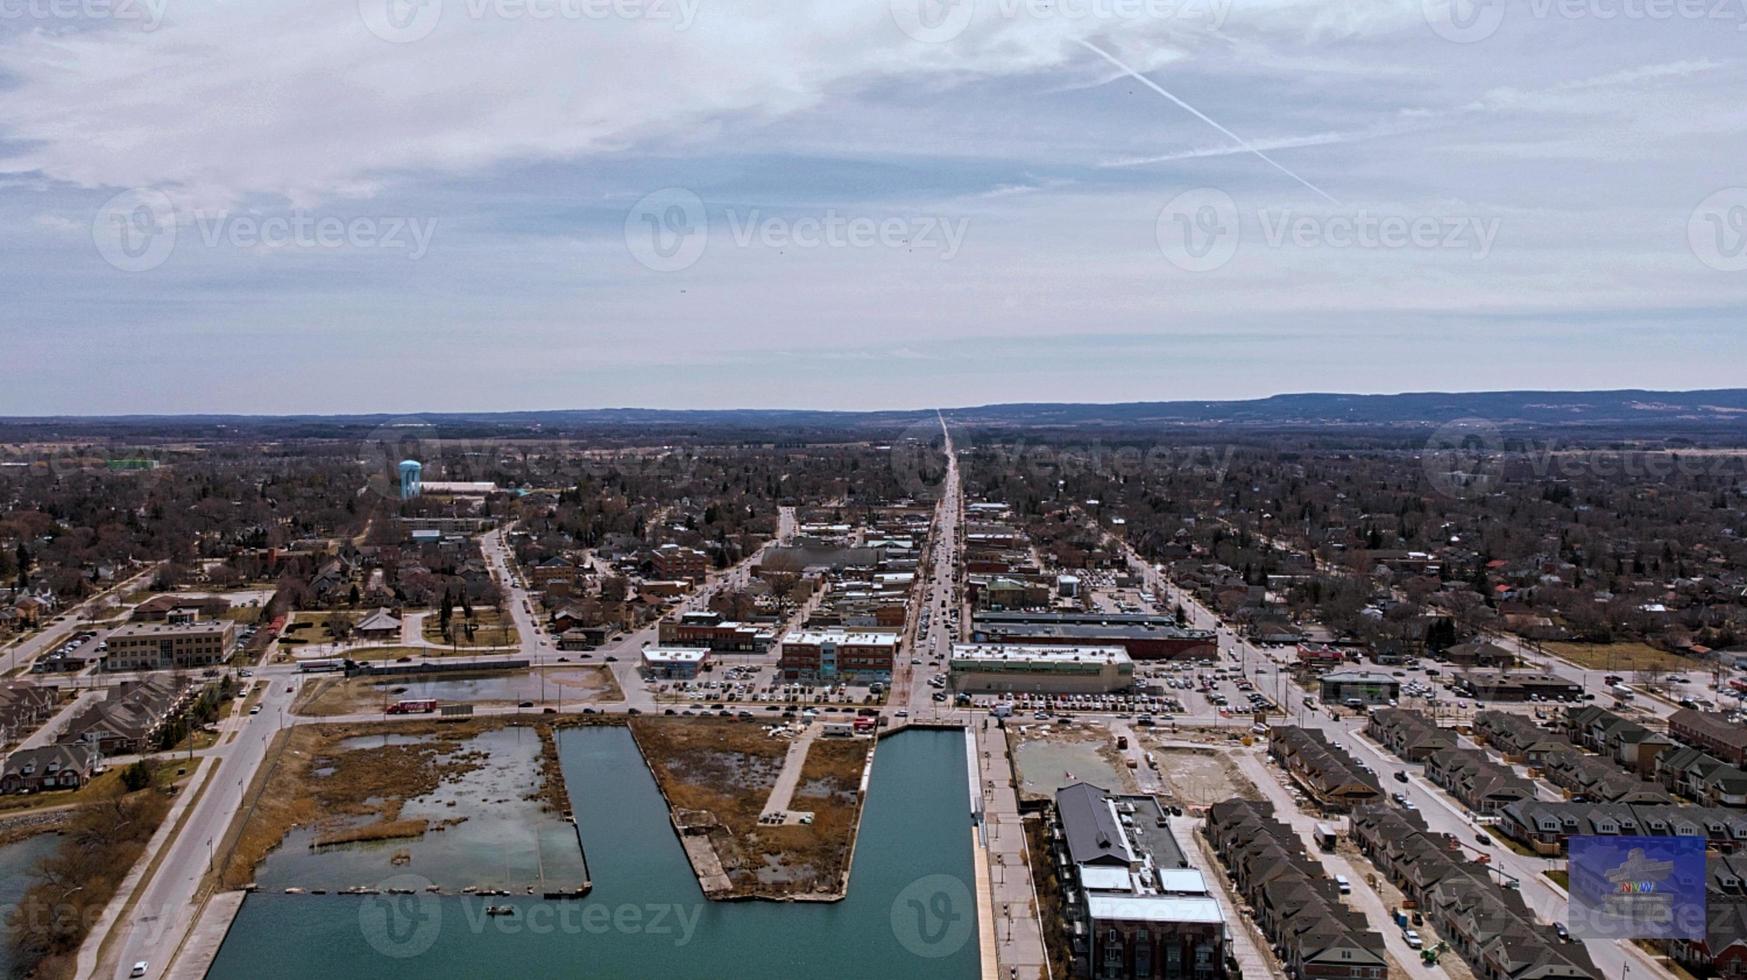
left=649, top=662, right=890, bottom=711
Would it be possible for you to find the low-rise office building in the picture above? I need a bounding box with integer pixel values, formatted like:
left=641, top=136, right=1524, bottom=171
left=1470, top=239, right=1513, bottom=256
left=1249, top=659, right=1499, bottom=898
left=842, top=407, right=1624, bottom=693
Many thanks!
left=1453, top=669, right=1582, bottom=702
left=949, top=643, right=1133, bottom=694
left=778, top=628, right=898, bottom=682
left=651, top=544, right=710, bottom=582
left=640, top=646, right=710, bottom=679
left=103, top=620, right=236, bottom=672
left=971, top=613, right=1216, bottom=660
left=1318, top=669, right=1399, bottom=706
left=658, top=611, right=767, bottom=653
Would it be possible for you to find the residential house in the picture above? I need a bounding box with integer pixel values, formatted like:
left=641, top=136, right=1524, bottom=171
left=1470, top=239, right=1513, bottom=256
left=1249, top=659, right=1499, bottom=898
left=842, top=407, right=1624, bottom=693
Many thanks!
left=0, top=744, right=99, bottom=794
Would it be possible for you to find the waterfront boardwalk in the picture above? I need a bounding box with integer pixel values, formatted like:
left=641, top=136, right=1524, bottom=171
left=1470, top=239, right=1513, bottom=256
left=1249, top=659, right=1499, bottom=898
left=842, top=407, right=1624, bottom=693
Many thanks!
left=974, top=720, right=1049, bottom=980
left=760, top=723, right=821, bottom=824
left=166, top=891, right=246, bottom=980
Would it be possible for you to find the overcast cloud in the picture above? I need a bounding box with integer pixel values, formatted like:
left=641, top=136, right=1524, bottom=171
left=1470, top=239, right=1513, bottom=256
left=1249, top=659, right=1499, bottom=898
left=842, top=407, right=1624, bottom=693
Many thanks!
left=2, top=0, right=1743, bottom=413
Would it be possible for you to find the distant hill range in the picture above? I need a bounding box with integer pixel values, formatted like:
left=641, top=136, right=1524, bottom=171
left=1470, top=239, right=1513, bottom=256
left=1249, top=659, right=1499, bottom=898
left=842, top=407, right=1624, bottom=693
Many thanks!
left=4, top=389, right=1747, bottom=440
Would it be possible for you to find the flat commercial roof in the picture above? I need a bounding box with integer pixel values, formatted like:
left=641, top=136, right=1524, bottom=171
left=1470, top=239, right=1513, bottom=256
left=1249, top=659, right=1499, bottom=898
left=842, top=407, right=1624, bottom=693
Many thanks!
left=642, top=647, right=710, bottom=664
left=1321, top=669, right=1400, bottom=684
left=1086, top=894, right=1224, bottom=925
left=1078, top=866, right=1134, bottom=893
left=783, top=629, right=899, bottom=647
left=109, top=621, right=232, bottom=638
left=950, top=643, right=1132, bottom=667
left=1155, top=869, right=1209, bottom=895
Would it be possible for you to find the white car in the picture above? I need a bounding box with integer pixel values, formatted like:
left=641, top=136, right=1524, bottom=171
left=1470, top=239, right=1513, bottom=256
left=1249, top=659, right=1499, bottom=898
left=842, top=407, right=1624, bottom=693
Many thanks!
left=130, top=963, right=149, bottom=978
left=1403, top=929, right=1423, bottom=949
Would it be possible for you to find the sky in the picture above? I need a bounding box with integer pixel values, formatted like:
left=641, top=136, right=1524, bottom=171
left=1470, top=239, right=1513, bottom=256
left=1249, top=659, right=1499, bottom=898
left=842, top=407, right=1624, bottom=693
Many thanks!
left=2, top=0, right=1745, bottom=414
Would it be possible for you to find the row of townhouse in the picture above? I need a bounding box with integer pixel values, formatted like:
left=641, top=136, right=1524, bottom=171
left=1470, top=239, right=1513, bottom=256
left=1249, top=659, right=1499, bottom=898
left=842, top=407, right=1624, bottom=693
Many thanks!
left=1657, top=747, right=1747, bottom=808
left=1540, top=750, right=1674, bottom=805
left=1497, top=800, right=1747, bottom=856
left=0, top=682, right=62, bottom=745
left=1203, top=799, right=1388, bottom=980
left=1424, top=749, right=1540, bottom=815
left=1563, top=706, right=1674, bottom=778
left=1268, top=727, right=1383, bottom=812
left=1367, top=708, right=1457, bottom=762
left=1354, top=806, right=1600, bottom=980
left=1670, top=709, right=1747, bottom=768
left=1472, top=712, right=1568, bottom=765
left=1665, top=852, right=1747, bottom=980
left=1564, top=706, right=1747, bottom=807
left=1351, top=806, right=1600, bottom=980
left=0, top=679, right=189, bottom=795
left=57, top=676, right=195, bottom=756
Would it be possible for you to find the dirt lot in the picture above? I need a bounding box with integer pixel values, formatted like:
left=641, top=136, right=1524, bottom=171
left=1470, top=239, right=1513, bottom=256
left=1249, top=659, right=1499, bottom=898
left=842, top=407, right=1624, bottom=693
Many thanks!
left=1142, top=744, right=1261, bottom=807
left=630, top=718, right=871, bottom=900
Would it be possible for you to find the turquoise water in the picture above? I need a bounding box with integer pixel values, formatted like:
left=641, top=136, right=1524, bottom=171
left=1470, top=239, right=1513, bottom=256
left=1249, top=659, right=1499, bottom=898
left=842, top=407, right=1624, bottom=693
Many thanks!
left=0, top=833, right=64, bottom=977
left=207, top=728, right=981, bottom=979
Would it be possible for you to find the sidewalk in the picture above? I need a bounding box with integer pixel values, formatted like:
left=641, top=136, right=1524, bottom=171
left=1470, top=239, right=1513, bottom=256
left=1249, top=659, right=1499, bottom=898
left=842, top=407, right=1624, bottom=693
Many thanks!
left=974, top=722, right=1049, bottom=980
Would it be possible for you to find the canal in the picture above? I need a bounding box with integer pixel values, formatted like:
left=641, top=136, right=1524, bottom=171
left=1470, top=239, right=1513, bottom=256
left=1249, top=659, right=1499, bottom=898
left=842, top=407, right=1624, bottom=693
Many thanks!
left=207, top=727, right=981, bottom=978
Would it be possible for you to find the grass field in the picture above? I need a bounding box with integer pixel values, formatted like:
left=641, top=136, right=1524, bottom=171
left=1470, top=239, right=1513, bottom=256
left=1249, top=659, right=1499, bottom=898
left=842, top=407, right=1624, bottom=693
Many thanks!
left=421, top=609, right=518, bottom=648
left=1542, top=641, right=1702, bottom=673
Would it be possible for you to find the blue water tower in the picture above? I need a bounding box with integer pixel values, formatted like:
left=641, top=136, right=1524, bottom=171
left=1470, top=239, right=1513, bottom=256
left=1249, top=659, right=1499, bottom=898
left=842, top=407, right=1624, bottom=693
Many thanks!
left=398, top=459, right=422, bottom=500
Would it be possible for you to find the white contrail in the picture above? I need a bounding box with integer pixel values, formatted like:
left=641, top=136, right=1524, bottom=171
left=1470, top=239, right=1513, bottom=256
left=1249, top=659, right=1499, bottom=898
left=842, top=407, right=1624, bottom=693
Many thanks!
left=1077, top=38, right=1342, bottom=206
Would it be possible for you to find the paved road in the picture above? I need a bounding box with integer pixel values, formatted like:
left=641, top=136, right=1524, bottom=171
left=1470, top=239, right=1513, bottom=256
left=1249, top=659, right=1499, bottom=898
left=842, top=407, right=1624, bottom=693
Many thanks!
left=1, top=563, right=158, bottom=675
left=88, top=676, right=300, bottom=980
